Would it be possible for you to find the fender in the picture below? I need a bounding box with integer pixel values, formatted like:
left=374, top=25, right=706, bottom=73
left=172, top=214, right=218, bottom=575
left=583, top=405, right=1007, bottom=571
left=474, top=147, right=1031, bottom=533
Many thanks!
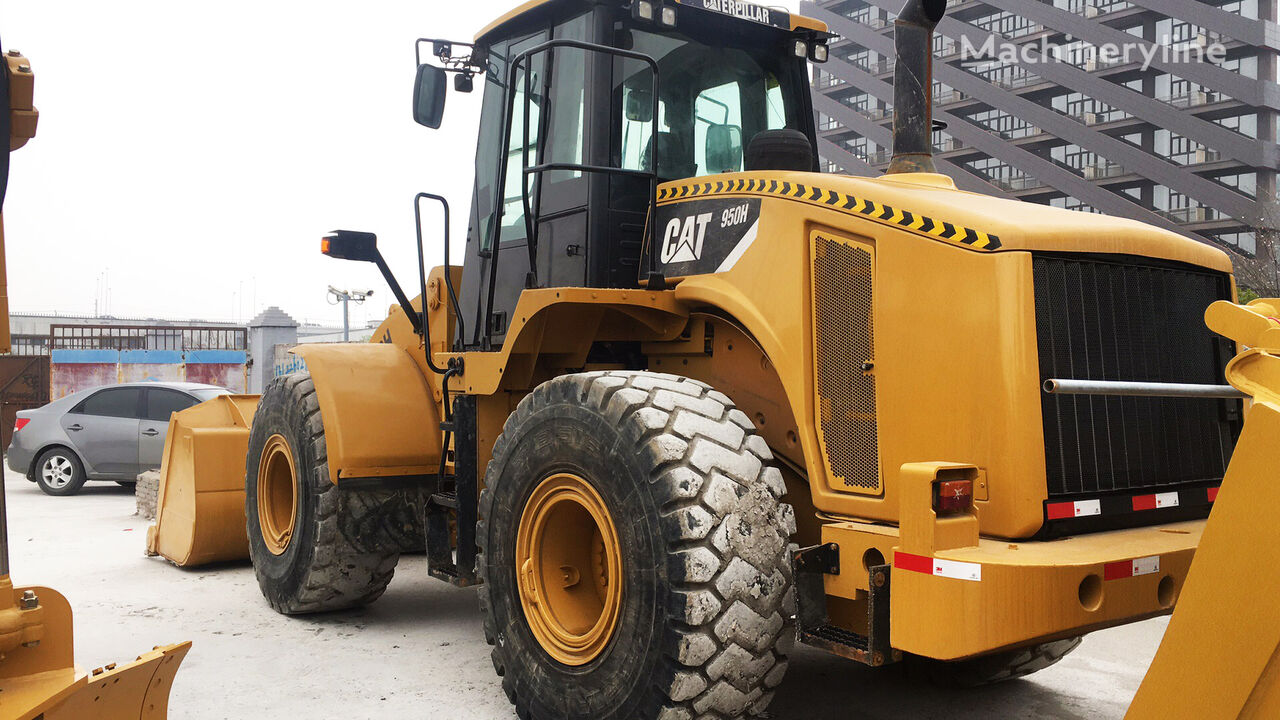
left=291, top=343, right=442, bottom=484
left=454, top=287, right=689, bottom=395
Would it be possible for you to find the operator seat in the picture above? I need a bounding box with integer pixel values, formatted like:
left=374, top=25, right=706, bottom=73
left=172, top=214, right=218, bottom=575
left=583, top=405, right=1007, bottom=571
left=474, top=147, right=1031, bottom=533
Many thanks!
left=745, top=129, right=815, bottom=172
left=642, top=131, right=697, bottom=181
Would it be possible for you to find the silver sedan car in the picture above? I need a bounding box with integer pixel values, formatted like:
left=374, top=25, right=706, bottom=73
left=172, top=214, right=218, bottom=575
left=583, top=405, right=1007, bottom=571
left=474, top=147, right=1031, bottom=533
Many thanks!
left=6, top=381, right=230, bottom=496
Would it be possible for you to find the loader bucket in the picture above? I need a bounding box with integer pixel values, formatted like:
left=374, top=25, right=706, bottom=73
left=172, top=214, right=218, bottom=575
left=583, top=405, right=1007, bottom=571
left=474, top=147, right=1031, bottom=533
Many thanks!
left=146, top=395, right=260, bottom=567
left=1, top=581, right=191, bottom=720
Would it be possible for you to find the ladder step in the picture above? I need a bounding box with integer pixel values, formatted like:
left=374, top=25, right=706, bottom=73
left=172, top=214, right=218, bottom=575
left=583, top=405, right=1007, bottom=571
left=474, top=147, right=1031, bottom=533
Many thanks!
left=430, top=491, right=459, bottom=509
left=427, top=563, right=477, bottom=588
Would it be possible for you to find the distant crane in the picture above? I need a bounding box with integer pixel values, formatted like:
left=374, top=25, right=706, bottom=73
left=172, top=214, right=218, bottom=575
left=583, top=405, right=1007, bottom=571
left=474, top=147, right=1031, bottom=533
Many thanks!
left=326, top=286, right=373, bottom=342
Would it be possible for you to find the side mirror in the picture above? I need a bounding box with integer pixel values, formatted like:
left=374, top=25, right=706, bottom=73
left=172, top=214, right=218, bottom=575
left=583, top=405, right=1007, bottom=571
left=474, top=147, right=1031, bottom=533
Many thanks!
left=625, top=87, right=654, bottom=123
left=705, top=124, right=744, bottom=174
left=413, top=64, right=448, bottom=128
left=321, top=230, right=380, bottom=262
left=321, top=229, right=423, bottom=336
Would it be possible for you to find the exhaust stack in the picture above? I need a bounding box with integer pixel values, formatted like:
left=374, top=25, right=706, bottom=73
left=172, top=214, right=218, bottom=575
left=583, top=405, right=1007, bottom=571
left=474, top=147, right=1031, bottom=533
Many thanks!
left=886, top=0, right=947, bottom=174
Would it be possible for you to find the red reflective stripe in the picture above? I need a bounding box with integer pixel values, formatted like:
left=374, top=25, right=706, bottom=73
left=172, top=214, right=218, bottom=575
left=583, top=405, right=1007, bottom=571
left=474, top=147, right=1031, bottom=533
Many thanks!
left=893, top=551, right=933, bottom=575
left=1046, top=502, right=1075, bottom=520
left=1207, top=487, right=1219, bottom=503
left=1104, top=561, right=1133, bottom=581
left=1132, top=494, right=1158, bottom=511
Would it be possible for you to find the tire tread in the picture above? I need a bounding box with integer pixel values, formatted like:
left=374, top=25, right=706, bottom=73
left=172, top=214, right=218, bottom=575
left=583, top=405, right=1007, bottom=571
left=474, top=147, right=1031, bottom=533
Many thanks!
left=477, top=371, right=793, bottom=720
left=247, top=373, right=400, bottom=614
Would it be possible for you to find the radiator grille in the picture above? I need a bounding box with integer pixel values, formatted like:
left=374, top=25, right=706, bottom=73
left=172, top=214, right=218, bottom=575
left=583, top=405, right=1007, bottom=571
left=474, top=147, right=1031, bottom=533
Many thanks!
left=813, top=236, right=880, bottom=491
left=1033, top=255, right=1239, bottom=499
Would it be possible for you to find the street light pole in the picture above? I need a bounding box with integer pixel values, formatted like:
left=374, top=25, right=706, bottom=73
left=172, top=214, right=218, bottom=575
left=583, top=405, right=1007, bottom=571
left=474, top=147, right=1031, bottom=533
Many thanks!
left=326, top=286, right=374, bottom=342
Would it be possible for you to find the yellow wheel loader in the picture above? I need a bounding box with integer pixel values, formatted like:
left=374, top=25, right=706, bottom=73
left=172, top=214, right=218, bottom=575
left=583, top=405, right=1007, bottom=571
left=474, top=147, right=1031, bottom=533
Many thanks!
left=0, top=41, right=189, bottom=720
left=153, top=0, right=1264, bottom=717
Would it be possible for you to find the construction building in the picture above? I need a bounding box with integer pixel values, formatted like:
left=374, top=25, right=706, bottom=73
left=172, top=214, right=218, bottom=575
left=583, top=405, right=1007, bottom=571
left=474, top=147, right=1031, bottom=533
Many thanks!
left=802, top=0, right=1280, bottom=292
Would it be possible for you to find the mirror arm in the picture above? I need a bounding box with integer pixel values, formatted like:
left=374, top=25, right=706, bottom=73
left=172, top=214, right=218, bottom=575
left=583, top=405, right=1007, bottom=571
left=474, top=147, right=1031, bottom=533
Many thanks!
left=369, top=253, right=425, bottom=338
left=415, top=37, right=488, bottom=76
left=371, top=248, right=446, bottom=374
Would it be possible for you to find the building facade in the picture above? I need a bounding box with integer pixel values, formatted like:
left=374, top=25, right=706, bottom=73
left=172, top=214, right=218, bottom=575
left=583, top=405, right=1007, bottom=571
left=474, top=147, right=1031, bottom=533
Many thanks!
left=802, top=0, right=1280, bottom=293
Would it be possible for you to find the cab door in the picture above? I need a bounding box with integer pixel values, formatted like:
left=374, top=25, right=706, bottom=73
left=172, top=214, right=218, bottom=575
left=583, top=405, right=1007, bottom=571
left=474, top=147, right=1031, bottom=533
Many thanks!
left=460, top=9, right=597, bottom=349
left=139, top=388, right=200, bottom=471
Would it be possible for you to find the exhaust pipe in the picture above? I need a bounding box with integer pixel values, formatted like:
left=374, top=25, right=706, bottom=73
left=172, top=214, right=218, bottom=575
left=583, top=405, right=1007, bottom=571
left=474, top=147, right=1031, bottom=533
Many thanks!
left=886, top=0, right=947, bottom=174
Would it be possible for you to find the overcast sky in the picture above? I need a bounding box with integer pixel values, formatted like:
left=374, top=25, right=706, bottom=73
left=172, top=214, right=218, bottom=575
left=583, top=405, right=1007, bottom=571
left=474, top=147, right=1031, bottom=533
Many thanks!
left=3, top=0, right=802, bottom=329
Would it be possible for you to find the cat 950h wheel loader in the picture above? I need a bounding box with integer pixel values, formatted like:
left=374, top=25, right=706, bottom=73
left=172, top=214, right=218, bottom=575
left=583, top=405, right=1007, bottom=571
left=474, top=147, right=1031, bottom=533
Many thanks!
left=179, top=1, right=1254, bottom=717
left=0, top=40, right=190, bottom=720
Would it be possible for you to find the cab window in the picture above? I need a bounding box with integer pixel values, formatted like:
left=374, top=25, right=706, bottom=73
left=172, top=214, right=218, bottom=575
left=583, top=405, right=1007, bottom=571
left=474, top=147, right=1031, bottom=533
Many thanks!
left=476, top=12, right=591, bottom=249
left=616, top=28, right=803, bottom=181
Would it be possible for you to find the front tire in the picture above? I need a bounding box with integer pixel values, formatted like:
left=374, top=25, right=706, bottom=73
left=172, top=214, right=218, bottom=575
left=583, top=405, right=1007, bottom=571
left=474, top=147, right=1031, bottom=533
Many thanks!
left=35, top=448, right=86, bottom=496
left=478, top=371, right=795, bottom=720
left=245, top=373, right=404, bottom=614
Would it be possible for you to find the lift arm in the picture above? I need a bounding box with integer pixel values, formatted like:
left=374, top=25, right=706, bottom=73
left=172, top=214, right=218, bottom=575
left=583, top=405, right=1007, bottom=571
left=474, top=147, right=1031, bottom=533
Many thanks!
left=1127, top=298, right=1280, bottom=718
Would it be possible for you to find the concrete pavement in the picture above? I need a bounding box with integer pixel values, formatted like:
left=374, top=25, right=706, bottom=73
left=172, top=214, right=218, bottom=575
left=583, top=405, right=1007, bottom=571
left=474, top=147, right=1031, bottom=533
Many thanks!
left=3, top=468, right=1161, bottom=719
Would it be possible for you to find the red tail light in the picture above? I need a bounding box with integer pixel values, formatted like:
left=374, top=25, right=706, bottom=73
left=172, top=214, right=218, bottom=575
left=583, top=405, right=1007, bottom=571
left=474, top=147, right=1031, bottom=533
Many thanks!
left=14, top=418, right=31, bottom=432
left=933, top=478, right=974, bottom=515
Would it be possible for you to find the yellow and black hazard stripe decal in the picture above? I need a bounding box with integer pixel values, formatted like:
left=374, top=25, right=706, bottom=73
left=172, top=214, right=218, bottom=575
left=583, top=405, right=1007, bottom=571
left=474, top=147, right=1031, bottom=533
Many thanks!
left=656, top=178, right=1002, bottom=251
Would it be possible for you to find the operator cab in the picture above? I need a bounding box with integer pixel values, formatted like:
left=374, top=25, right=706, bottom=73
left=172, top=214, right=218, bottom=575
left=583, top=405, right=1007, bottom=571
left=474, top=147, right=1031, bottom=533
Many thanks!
left=414, top=0, right=829, bottom=350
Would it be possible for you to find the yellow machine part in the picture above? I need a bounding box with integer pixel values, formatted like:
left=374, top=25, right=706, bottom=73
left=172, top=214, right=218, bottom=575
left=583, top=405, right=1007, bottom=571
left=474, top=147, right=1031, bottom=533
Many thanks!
left=146, top=395, right=260, bottom=567
left=292, top=343, right=442, bottom=484
left=0, top=582, right=189, bottom=720
left=1127, top=299, right=1280, bottom=718
left=1, top=48, right=39, bottom=355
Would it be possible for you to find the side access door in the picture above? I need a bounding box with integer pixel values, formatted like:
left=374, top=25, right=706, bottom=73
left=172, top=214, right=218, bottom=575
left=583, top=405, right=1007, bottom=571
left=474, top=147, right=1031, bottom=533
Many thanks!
left=61, top=386, right=143, bottom=478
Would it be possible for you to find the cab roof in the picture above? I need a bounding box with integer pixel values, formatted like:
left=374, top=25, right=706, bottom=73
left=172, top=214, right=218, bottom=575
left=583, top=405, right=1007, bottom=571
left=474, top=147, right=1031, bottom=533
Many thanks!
left=476, top=0, right=828, bottom=43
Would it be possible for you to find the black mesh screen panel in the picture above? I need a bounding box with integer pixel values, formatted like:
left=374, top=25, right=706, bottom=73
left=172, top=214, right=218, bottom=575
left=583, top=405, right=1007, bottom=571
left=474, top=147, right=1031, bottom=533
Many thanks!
left=1032, top=255, right=1239, bottom=498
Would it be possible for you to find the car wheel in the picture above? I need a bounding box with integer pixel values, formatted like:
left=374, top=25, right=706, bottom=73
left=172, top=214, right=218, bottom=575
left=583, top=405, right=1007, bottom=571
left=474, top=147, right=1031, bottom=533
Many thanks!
left=35, top=448, right=87, bottom=496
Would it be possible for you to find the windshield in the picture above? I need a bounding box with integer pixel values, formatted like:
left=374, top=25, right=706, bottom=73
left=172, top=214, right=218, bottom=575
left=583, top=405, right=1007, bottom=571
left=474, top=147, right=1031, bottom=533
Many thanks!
left=191, top=387, right=230, bottom=402
left=615, top=25, right=809, bottom=181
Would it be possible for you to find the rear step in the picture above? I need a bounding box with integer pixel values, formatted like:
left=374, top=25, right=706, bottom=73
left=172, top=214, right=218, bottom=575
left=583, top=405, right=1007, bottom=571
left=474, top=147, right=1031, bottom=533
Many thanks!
left=792, top=543, right=898, bottom=666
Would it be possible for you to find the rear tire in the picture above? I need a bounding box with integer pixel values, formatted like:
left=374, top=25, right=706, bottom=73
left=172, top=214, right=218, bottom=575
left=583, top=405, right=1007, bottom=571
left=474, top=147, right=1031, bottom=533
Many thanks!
left=35, top=448, right=86, bottom=496
left=478, top=371, right=795, bottom=720
left=245, top=372, right=409, bottom=614
left=905, top=637, right=1083, bottom=688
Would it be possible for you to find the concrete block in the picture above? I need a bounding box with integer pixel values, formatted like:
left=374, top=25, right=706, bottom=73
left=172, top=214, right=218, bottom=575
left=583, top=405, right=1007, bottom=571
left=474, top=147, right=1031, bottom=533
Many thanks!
left=136, top=469, right=160, bottom=520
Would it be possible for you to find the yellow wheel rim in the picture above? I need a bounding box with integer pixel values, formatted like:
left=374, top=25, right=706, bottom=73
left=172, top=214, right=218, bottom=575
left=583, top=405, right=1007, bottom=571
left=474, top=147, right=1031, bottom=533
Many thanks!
left=516, top=472, right=623, bottom=666
left=257, top=434, right=298, bottom=556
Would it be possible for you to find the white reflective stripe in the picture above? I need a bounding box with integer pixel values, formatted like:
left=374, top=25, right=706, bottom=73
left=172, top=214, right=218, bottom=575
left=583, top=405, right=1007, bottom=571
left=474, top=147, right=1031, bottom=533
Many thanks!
left=1155, top=492, right=1180, bottom=508
left=715, top=220, right=759, bottom=273
left=932, top=557, right=982, bottom=582
left=1075, top=499, right=1102, bottom=517
left=1133, top=556, right=1161, bottom=576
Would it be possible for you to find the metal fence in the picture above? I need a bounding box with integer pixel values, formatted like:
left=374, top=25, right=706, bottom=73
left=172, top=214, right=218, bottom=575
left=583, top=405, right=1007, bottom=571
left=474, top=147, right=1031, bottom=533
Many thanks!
left=8, top=334, right=49, bottom=356
left=50, top=325, right=247, bottom=352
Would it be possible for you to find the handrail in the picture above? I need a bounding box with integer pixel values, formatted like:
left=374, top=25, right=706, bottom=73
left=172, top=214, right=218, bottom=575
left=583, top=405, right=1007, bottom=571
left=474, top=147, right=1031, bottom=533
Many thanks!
left=482, top=38, right=661, bottom=349
left=414, top=193, right=461, bottom=371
